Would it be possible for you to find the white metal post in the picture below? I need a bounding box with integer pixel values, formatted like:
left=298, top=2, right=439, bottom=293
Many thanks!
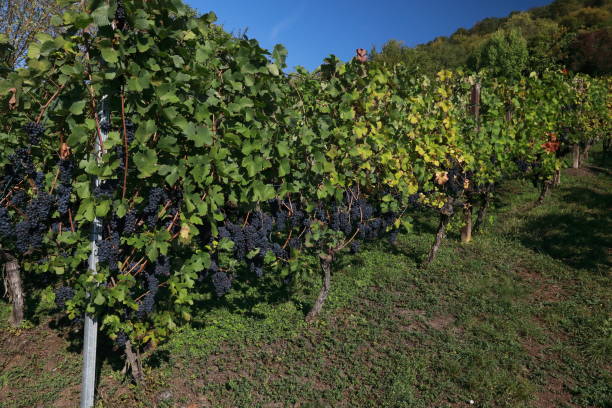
left=81, top=96, right=108, bottom=408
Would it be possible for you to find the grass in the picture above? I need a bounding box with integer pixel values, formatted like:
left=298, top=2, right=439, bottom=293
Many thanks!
left=0, top=150, right=610, bottom=408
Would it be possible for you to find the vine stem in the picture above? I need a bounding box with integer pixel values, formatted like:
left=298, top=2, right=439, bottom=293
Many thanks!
left=242, top=211, right=251, bottom=227
left=125, top=257, right=146, bottom=275
left=305, top=254, right=332, bottom=322
left=0, top=181, right=24, bottom=206
left=134, top=282, right=168, bottom=302
left=36, top=84, right=65, bottom=123
left=49, top=168, right=61, bottom=194
left=423, top=212, right=451, bottom=268
left=166, top=210, right=181, bottom=233
left=281, top=229, right=293, bottom=250
left=124, top=340, right=145, bottom=385
left=336, top=227, right=361, bottom=252
left=68, top=209, right=75, bottom=232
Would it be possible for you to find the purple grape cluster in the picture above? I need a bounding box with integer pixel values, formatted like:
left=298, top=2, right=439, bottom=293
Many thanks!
left=56, top=159, right=73, bottom=214
left=211, top=271, right=232, bottom=297
left=97, top=232, right=120, bottom=271
left=14, top=192, right=54, bottom=253
left=324, top=192, right=400, bottom=253
left=443, top=167, right=467, bottom=196
left=122, top=210, right=137, bottom=235
left=143, top=187, right=166, bottom=227
left=514, top=158, right=530, bottom=173
left=8, top=148, right=35, bottom=179
left=0, top=207, right=13, bottom=238
left=154, top=255, right=170, bottom=276
left=54, top=286, right=75, bottom=309
left=10, top=191, right=26, bottom=207
left=137, top=273, right=158, bottom=318
left=23, top=122, right=45, bottom=146
left=115, top=331, right=128, bottom=348
left=34, top=172, right=45, bottom=190
left=115, top=0, right=127, bottom=29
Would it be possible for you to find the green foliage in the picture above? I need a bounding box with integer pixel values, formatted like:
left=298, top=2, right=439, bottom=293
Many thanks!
left=566, top=28, right=612, bottom=75
left=0, top=34, right=13, bottom=74
left=473, top=29, right=529, bottom=80
left=0, top=0, right=608, bottom=365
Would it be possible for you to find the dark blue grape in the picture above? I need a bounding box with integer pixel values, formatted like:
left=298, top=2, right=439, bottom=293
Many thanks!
left=115, top=0, right=127, bottom=29
left=55, top=159, right=73, bottom=214
left=123, top=210, right=137, bottom=235
left=115, top=331, right=128, bottom=348
left=23, top=122, right=44, bottom=146
left=388, top=231, right=399, bottom=245
left=54, top=286, right=75, bottom=309
left=211, top=271, right=232, bottom=297
left=288, top=237, right=301, bottom=250
left=93, top=179, right=118, bottom=199
left=154, top=255, right=170, bottom=276
left=8, top=148, right=35, bottom=178
left=10, top=191, right=26, bottom=207
left=0, top=208, right=14, bottom=237
left=271, top=243, right=286, bottom=258
left=218, top=226, right=230, bottom=239
left=275, top=210, right=287, bottom=231
left=137, top=274, right=158, bottom=318
left=143, top=187, right=166, bottom=228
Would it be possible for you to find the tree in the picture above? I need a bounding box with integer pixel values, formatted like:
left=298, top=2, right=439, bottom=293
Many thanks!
left=473, top=29, right=529, bottom=79
left=370, top=40, right=420, bottom=68
left=559, top=6, right=612, bottom=30
left=0, top=35, right=14, bottom=74
left=504, top=12, right=566, bottom=73
left=0, top=0, right=67, bottom=68
left=566, top=28, right=612, bottom=75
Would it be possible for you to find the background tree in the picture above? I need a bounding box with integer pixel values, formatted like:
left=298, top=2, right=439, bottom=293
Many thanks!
left=503, top=12, right=566, bottom=72
left=565, top=28, right=612, bottom=75
left=471, top=29, right=529, bottom=79
left=0, top=35, right=14, bottom=74
left=370, top=40, right=413, bottom=67
left=0, top=0, right=67, bottom=68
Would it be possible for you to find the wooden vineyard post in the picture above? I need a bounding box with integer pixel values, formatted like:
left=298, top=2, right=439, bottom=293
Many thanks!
left=473, top=193, right=490, bottom=233
left=2, top=250, right=24, bottom=326
left=553, top=169, right=561, bottom=186
left=460, top=204, right=473, bottom=243
left=460, top=82, right=481, bottom=243
left=572, top=144, right=580, bottom=169
left=471, top=82, right=481, bottom=127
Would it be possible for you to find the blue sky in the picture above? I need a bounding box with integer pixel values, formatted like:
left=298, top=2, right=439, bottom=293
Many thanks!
left=185, top=0, right=553, bottom=71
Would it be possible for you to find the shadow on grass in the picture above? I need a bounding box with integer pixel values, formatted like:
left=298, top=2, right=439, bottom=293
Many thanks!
left=589, top=149, right=612, bottom=170
left=518, top=186, right=611, bottom=273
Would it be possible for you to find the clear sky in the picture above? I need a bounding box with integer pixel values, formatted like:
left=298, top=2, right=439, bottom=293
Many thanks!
left=185, top=0, right=553, bottom=71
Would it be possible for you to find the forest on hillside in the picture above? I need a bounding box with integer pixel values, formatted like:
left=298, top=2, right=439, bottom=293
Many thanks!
left=370, top=0, right=612, bottom=76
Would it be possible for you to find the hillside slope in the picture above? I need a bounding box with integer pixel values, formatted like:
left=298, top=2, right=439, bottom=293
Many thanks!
left=371, top=0, right=612, bottom=76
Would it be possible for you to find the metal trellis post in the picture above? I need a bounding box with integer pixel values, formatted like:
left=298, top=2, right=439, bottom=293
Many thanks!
left=81, top=96, right=108, bottom=408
